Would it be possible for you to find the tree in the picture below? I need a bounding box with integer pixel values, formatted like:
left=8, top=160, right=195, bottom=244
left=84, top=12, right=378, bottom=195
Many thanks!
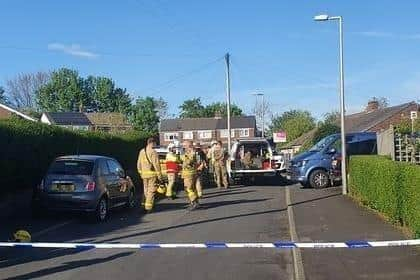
left=131, top=97, right=160, bottom=133
left=0, top=87, right=8, bottom=105
left=322, top=111, right=340, bottom=125
left=37, top=68, right=85, bottom=112
left=269, top=110, right=316, bottom=143
left=204, top=102, right=243, bottom=117
left=155, top=97, right=169, bottom=120
left=179, top=98, right=206, bottom=118
left=252, top=97, right=272, bottom=134
left=37, top=69, right=132, bottom=114
left=179, top=98, right=243, bottom=118
left=369, top=96, right=389, bottom=109
left=6, top=72, right=50, bottom=110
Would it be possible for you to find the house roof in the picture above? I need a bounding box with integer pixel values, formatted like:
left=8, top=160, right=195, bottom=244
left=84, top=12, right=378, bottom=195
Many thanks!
left=283, top=128, right=317, bottom=148
left=44, top=112, right=92, bottom=126
left=345, top=101, right=417, bottom=132
left=0, top=103, right=37, bottom=122
left=160, top=116, right=256, bottom=132
left=85, top=113, right=130, bottom=127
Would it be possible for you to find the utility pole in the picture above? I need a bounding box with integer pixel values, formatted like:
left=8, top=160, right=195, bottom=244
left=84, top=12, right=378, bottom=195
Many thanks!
left=225, top=53, right=232, bottom=154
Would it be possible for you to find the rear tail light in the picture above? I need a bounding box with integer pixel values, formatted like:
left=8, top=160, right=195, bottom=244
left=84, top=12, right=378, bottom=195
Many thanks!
left=85, top=182, right=96, bottom=192
left=271, top=160, right=276, bottom=169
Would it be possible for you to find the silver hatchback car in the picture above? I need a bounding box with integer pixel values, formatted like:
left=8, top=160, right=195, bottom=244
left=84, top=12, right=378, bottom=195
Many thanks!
left=32, top=155, right=136, bottom=222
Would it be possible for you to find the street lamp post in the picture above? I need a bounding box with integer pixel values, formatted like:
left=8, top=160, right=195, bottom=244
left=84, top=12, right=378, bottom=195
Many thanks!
left=314, top=14, right=348, bottom=195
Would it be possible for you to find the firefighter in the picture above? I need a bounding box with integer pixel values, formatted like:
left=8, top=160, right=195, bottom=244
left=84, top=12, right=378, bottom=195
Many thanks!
left=208, top=140, right=218, bottom=184
left=194, top=142, right=207, bottom=198
left=165, top=143, right=180, bottom=199
left=213, top=140, right=229, bottom=189
left=181, top=140, right=199, bottom=210
left=137, top=137, right=163, bottom=213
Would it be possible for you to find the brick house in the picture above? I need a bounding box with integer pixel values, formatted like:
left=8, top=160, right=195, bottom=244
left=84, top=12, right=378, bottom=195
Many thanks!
left=159, top=116, right=257, bottom=147
left=85, top=113, right=132, bottom=132
left=0, top=102, right=37, bottom=122
left=279, top=100, right=419, bottom=158
left=40, top=112, right=132, bottom=132
left=345, top=101, right=419, bottom=133
left=41, top=112, right=92, bottom=131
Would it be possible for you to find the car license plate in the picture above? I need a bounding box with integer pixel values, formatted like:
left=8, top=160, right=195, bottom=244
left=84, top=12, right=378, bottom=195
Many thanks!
left=51, top=184, right=75, bottom=192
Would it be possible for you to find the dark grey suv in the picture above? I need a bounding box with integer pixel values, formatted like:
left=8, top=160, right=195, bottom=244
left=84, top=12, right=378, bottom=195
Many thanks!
left=32, top=155, right=136, bottom=222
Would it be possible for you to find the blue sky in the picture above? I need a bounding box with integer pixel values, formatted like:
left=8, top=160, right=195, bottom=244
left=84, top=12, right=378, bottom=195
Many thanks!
left=1, top=0, right=419, bottom=119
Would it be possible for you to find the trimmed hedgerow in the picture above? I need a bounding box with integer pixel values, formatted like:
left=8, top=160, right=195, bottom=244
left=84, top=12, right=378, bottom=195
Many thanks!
left=349, top=155, right=420, bottom=237
left=0, top=118, right=151, bottom=195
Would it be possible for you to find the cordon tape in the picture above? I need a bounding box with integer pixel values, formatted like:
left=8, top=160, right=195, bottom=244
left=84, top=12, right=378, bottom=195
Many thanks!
left=1, top=239, right=420, bottom=249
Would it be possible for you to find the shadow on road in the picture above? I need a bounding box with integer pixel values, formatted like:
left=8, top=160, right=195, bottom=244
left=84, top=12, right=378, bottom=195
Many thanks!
left=101, top=205, right=286, bottom=243
left=202, top=190, right=256, bottom=199
left=4, top=252, right=133, bottom=280
left=290, top=193, right=342, bottom=207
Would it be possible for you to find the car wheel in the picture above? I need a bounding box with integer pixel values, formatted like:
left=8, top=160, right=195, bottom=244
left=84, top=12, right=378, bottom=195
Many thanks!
left=309, top=170, right=330, bottom=189
left=95, top=197, right=108, bottom=222
left=126, top=188, right=136, bottom=209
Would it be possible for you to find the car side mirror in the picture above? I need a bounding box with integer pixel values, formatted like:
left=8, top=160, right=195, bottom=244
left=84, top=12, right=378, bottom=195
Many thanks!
left=327, top=148, right=336, bottom=154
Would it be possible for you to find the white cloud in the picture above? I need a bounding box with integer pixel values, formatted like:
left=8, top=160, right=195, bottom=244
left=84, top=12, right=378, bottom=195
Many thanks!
left=47, top=43, right=99, bottom=59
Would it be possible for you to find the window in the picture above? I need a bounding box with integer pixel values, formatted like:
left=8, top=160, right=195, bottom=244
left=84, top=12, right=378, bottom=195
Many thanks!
left=48, top=160, right=94, bottom=175
left=164, top=132, right=178, bottom=141
left=98, top=160, right=110, bottom=176
left=198, top=130, right=212, bottom=139
left=183, top=131, right=193, bottom=140
left=220, top=129, right=235, bottom=138
left=107, top=160, right=123, bottom=176
left=239, top=128, right=249, bottom=137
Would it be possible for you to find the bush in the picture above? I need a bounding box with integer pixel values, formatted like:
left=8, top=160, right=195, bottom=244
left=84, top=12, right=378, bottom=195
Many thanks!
left=0, top=118, right=151, bottom=196
left=349, top=155, right=420, bottom=236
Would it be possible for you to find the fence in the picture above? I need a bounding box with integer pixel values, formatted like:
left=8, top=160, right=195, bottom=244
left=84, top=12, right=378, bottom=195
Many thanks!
left=395, top=133, right=420, bottom=164
left=377, top=126, right=420, bottom=165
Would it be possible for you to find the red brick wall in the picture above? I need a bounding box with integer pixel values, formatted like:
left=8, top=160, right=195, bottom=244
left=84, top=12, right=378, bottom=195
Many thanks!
left=159, top=127, right=256, bottom=147
left=0, top=107, right=12, bottom=119
left=368, top=104, right=419, bottom=132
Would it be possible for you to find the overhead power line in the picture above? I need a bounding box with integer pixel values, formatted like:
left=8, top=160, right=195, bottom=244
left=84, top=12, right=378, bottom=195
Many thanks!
left=139, top=55, right=225, bottom=96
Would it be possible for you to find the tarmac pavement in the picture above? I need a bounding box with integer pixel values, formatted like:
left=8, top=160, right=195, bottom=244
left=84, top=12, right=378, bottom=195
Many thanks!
left=1, top=182, right=420, bottom=280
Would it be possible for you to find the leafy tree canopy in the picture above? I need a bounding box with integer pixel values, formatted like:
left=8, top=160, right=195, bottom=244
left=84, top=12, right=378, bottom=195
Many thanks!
left=179, top=98, right=243, bottom=118
left=269, top=110, right=316, bottom=144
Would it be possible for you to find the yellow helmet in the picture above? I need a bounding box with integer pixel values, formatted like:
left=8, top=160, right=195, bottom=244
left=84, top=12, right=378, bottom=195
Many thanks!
left=13, top=230, right=31, bottom=243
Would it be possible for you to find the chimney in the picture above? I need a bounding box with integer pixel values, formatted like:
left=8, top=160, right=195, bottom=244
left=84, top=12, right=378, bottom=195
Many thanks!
left=366, top=100, right=379, bottom=112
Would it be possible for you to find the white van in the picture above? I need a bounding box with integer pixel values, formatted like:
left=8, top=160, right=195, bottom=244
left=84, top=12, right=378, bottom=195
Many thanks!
left=227, top=138, right=277, bottom=184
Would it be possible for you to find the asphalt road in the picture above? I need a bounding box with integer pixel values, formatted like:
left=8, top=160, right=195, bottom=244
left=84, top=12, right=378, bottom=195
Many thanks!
left=2, top=182, right=420, bottom=280
left=0, top=183, right=293, bottom=280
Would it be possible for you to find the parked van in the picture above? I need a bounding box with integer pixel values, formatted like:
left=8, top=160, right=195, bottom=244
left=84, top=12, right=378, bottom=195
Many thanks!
left=286, top=132, right=377, bottom=188
left=228, top=138, right=277, bottom=184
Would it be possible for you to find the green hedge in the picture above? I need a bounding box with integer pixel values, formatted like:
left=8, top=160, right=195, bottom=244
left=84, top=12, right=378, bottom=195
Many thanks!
left=0, top=118, right=150, bottom=196
left=349, top=155, right=420, bottom=236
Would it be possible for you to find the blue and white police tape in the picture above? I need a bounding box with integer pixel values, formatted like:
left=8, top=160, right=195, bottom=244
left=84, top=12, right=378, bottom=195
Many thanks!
left=1, top=239, right=420, bottom=249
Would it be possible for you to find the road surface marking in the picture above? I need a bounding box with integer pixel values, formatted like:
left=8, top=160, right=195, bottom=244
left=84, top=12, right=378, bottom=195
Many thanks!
left=286, top=186, right=306, bottom=280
